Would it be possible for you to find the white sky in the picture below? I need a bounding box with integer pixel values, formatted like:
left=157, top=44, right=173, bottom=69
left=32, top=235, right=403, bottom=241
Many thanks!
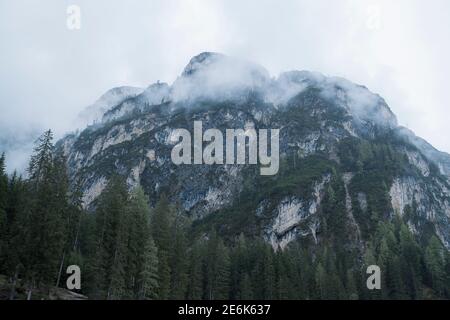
left=1, top=0, right=450, bottom=170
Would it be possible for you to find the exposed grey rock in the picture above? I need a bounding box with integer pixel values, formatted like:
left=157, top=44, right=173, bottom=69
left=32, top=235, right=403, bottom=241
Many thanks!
left=58, top=52, right=450, bottom=249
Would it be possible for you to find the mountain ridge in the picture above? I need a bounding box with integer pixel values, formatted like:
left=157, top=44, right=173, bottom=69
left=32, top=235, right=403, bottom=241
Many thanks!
left=58, top=52, right=450, bottom=250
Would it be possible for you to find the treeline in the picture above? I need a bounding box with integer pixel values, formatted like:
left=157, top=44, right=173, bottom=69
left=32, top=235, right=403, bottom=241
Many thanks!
left=0, top=131, right=83, bottom=299
left=1, top=130, right=450, bottom=300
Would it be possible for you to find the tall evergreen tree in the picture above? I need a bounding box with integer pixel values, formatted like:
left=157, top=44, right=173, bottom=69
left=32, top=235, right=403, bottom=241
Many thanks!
left=0, top=153, right=8, bottom=270
left=213, top=239, right=231, bottom=300
left=139, top=236, right=159, bottom=299
left=204, top=233, right=231, bottom=300
left=230, top=234, right=251, bottom=299
left=59, top=178, right=86, bottom=289
left=3, top=172, right=27, bottom=299
left=345, top=269, right=359, bottom=300
left=251, top=241, right=275, bottom=299
left=91, top=176, right=128, bottom=299
left=186, top=241, right=204, bottom=300
left=150, top=194, right=173, bottom=299
left=398, top=223, right=422, bottom=299
left=125, top=186, right=159, bottom=299
left=23, top=130, right=70, bottom=297
left=169, top=210, right=188, bottom=299
left=315, top=262, right=326, bottom=299
left=425, top=236, right=446, bottom=296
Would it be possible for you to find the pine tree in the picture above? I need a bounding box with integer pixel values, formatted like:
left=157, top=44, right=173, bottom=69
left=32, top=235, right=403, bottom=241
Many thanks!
left=139, top=236, right=159, bottom=299
left=204, top=233, right=231, bottom=300
left=52, top=152, right=72, bottom=288
left=399, top=223, right=422, bottom=299
left=239, top=273, right=253, bottom=299
left=323, top=248, right=346, bottom=299
left=374, top=222, right=402, bottom=299
left=3, top=172, right=27, bottom=299
left=124, top=186, right=152, bottom=298
left=68, top=178, right=85, bottom=252
left=252, top=242, right=274, bottom=299
left=77, top=206, right=97, bottom=296
left=186, top=241, right=204, bottom=300
left=92, top=176, right=129, bottom=299
left=204, top=232, right=218, bottom=300
left=230, top=234, right=252, bottom=299
left=275, top=252, right=292, bottom=299
left=0, top=153, right=8, bottom=270
left=387, top=255, right=405, bottom=299
left=425, top=236, right=446, bottom=296
left=150, top=194, right=173, bottom=299
left=315, top=262, right=326, bottom=299
left=298, top=247, right=315, bottom=299
left=28, top=130, right=53, bottom=184
left=346, top=269, right=359, bottom=300
left=59, top=178, right=86, bottom=289
left=24, top=130, right=70, bottom=297
left=124, top=186, right=159, bottom=300
left=169, top=211, right=188, bottom=299
left=214, top=239, right=231, bottom=300
left=4, top=128, right=450, bottom=301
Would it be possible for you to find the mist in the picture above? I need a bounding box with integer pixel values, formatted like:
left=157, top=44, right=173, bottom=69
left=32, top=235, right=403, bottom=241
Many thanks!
left=1, top=0, right=450, bottom=173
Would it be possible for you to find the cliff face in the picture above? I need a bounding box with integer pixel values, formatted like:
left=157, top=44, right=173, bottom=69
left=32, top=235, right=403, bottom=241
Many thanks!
left=58, top=52, right=450, bottom=249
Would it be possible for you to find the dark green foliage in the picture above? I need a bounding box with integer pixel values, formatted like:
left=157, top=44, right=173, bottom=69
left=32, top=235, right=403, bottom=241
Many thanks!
left=139, top=236, right=159, bottom=299
left=0, top=153, right=8, bottom=271
left=186, top=241, right=204, bottom=299
left=169, top=210, right=189, bottom=299
left=86, top=182, right=160, bottom=300
left=0, top=131, right=81, bottom=299
left=2, top=125, right=450, bottom=300
left=125, top=186, right=158, bottom=299
left=1, top=173, right=27, bottom=288
left=24, top=131, right=72, bottom=292
left=192, top=155, right=335, bottom=238
left=90, top=176, right=129, bottom=299
left=150, top=194, right=173, bottom=299
left=204, top=236, right=231, bottom=300
left=425, top=236, right=447, bottom=296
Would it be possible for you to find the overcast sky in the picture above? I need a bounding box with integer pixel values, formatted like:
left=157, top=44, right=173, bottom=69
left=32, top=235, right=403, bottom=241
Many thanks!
left=1, top=0, right=450, bottom=171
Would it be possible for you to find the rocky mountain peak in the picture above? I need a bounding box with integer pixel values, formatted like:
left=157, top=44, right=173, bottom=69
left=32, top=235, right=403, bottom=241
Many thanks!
left=181, top=52, right=224, bottom=77
left=181, top=52, right=269, bottom=80
left=171, top=52, right=270, bottom=102
left=77, top=86, right=144, bottom=127
left=59, top=53, right=450, bottom=250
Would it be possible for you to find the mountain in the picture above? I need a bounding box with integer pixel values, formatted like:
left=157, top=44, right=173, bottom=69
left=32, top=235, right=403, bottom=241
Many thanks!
left=58, top=52, right=450, bottom=250
left=76, top=86, right=145, bottom=128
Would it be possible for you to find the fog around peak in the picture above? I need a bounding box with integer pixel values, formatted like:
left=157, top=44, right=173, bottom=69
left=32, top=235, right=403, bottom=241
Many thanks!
left=1, top=0, right=450, bottom=172
left=171, top=52, right=270, bottom=102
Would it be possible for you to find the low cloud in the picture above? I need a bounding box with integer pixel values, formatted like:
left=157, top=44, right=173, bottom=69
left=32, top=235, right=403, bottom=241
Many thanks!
left=1, top=0, right=449, bottom=173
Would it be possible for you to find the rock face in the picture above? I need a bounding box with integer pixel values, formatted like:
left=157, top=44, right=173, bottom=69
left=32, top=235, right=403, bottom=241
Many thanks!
left=58, top=52, right=450, bottom=250
left=77, top=86, right=144, bottom=128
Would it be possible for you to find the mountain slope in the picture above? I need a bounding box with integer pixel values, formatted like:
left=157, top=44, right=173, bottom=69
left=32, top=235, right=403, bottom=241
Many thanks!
left=58, top=52, right=450, bottom=250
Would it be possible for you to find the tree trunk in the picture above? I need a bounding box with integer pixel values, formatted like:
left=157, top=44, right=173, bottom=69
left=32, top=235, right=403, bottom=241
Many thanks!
left=26, top=279, right=36, bottom=300
left=26, top=283, right=33, bottom=300
left=9, top=267, right=18, bottom=300
left=73, top=212, right=82, bottom=251
left=56, top=250, right=66, bottom=288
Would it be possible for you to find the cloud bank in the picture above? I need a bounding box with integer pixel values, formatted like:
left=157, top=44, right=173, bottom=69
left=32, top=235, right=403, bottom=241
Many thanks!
left=1, top=0, right=449, bottom=172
